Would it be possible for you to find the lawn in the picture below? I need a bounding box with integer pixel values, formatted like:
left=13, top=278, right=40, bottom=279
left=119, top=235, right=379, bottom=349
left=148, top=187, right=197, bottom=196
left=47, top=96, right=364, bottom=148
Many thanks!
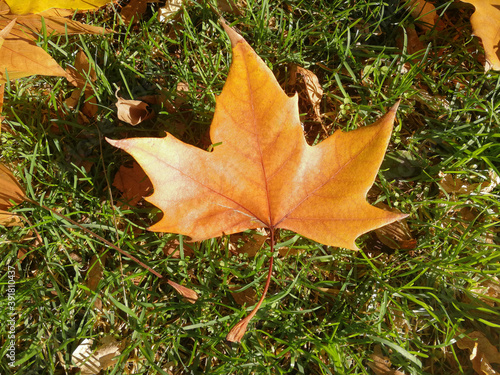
left=1, top=0, right=499, bottom=374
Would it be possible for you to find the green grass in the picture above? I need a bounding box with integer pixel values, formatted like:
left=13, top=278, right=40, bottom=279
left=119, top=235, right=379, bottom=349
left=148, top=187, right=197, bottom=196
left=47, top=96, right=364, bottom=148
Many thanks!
left=1, top=0, right=499, bottom=374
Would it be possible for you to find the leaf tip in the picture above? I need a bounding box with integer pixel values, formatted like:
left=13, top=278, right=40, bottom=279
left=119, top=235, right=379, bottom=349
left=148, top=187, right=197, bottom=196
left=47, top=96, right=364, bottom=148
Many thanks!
left=105, top=137, right=119, bottom=147
left=389, top=99, right=401, bottom=114
left=219, top=18, right=244, bottom=48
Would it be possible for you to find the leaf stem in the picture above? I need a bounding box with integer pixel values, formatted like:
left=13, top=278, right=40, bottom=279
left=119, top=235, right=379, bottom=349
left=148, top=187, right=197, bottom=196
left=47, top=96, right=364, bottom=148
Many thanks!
left=226, top=229, right=275, bottom=342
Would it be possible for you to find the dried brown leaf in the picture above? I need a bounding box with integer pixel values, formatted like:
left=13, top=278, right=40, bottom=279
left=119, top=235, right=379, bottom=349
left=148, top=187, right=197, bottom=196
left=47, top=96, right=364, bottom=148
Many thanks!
left=461, top=0, right=500, bottom=71
left=112, top=161, right=153, bottom=207
left=374, top=202, right=415, bottom=250
left=217, top=0, right=244, bottom=15
left=85, top=253, right=107, bottom=310
left=229, top=228, right=267, bottom=257
left=72, top=336, right=121, bottom=375
left=120, top=0, right=149, bottom=24
left=471, top=277, right=500, bottom=307
left=407, top=0, right=437, bottom=31
left=0, top=163, right=25, bottom=210
left=457, top=331, right=500, bottom=375
left=230, top=286, right=257, bottom=306
left=167, top=280, right=198, bottom=303
left=367, top=345, right=406, bottom=375
left=66, top=49, right=98, bottom=118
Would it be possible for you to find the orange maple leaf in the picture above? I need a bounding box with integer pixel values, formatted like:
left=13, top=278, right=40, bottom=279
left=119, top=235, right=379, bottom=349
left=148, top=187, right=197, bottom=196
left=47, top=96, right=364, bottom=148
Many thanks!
left=107, top=23, right=406, bottom=251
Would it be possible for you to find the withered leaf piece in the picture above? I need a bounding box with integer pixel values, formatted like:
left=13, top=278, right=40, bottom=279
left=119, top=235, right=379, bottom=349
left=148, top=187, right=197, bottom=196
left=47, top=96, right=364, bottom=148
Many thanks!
left=0, top=163, right=25, bottom=226
left=167, top=280, right=198, bottom=303
left=72, top=336, right=122, bottom=375
left=296, top=65, right=323, bottom=121
left=461, top=0, right=500, bottom=71
left=108, top=23, right=406, bottom=250
left=367, top=345, right=406, bottom=375
left=66, top=49, right=98, bottom=118
left=407, top=0, right=438, bottom=31
left=112, top=161, right=153, bottom=207
left=457, top=331, right=500, bottom=375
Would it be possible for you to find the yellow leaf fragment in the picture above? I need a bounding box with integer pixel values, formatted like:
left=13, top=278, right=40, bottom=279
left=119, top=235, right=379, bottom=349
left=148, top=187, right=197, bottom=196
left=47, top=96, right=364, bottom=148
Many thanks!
left=461, top=0, right=500, bottom=71
left=5, top=0, right=114, bottom=15
left=0, top=17, right=15, bottom=49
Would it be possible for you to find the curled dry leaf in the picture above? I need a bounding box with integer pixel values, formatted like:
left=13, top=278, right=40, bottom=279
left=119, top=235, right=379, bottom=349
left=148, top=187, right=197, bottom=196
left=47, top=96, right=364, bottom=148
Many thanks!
left=468, top=276, right=500, bottom=307
left=115, top=89, right=153, bottom=126
left=0, top=163, right=26, bottom=226
left=461, top=0, right=500, bottom=71
left=72, top=336, right=122, bottom=375
left=167, top=280, right=198, bottom=303
left=457, top=331, right=500, bottom=375
left=296, top=65, right=323, bottom=121
left=439, top=170, right=500, bottom=195
left=158, top=0, right=184, bottom=23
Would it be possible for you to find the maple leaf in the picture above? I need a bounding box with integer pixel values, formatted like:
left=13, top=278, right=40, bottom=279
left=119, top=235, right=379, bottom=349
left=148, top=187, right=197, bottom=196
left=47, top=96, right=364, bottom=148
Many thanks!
left=0, top=4, right=108, bottom=82
left=108, top=23, right=405, bottom=250
left=461, top=0, right=500, bottom=71
left=107, top=22, right=406, bottom=341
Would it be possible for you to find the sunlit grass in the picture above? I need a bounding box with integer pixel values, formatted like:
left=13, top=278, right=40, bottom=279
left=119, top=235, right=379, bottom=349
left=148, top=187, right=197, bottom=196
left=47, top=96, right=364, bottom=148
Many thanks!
left=0, top=0, right=499, bottom=374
